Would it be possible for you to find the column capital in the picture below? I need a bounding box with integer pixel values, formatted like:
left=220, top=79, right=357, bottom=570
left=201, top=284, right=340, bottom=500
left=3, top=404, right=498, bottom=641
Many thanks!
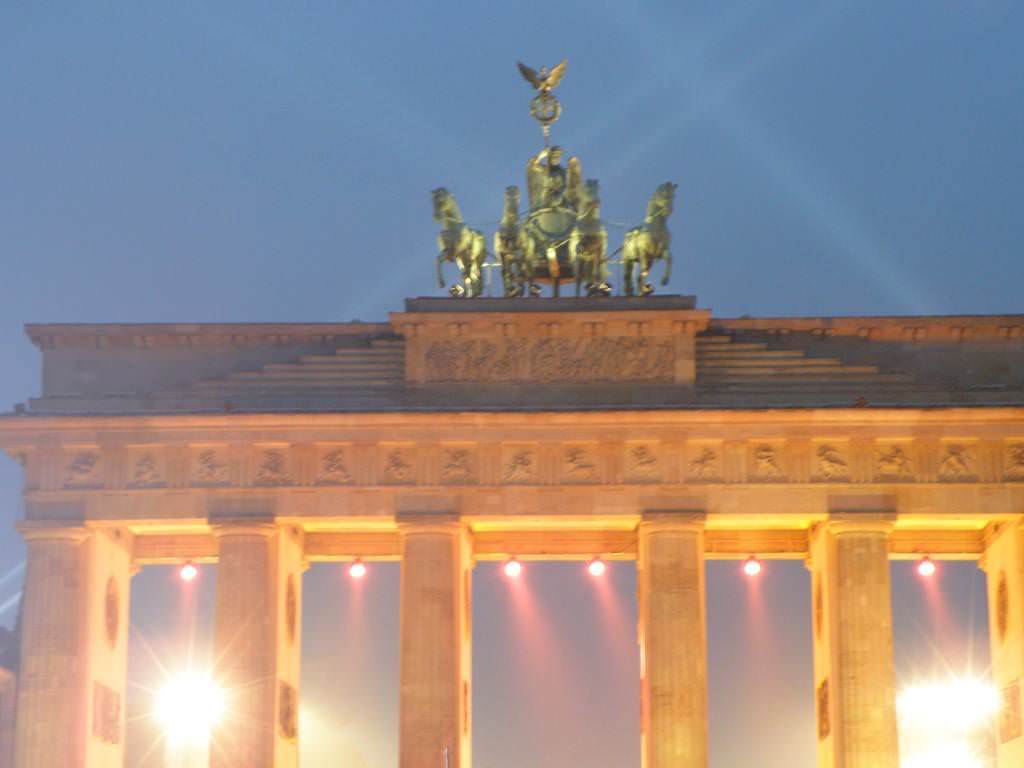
left=396, top=512, right=465, bottom=537
left=211, top=521, right=278, bottom=539
left=16, top=521, right=90, bottom=543
left=825, top=514, right=895, bottom=537
left=638, top=510, right=706, bottom=534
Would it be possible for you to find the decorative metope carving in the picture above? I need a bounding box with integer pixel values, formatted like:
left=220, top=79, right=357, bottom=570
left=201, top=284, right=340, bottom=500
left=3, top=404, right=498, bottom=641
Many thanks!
left=422, top=337, right=673, bottom=383
left=625, top=444, right=659, bottom=481
left=440, top=448, right=475, bottom=484
left=193, top=448, right=228, bottom=485
left=317, top=448, right=352, bottom=485
left=92, top=682, right=121, bottom=745
left=815, top=445, right=849, bottom=481
left=752, top=445, right=783, bottom=480
left=563, top=446, right=598, bottom=482
left=938, top=444, right=974, bottom=480
left=817, top=679, right=831, bottom=741
left=689, top=447, right=719, bottom=480
left=502, top=447, right=536, bottom=483
left=64, top=451, right=100, bottom=486
left=130, top=453, right=162, bottom=487
left=279, top=681, right=298, bottom=740
left=1006, top=444, right=1024, bottom=480
left=255, top=449, right=289, bottom=486
left=1000, top=680, right=1023, bottom=744
left=381, top=447, right=414, bottom=484
left=876, top=445, right=913, bottom=480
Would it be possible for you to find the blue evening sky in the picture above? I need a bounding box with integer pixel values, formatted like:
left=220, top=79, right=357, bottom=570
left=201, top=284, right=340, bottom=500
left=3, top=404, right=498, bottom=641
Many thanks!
left=0, top=2, right=1019, bottom=766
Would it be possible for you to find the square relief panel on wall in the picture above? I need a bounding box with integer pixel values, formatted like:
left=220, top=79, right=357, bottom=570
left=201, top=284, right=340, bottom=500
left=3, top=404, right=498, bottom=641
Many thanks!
left=1005, top=441, right=1024, bottom=482
left=874, top=440, right=915, bottom=482
left=126, top=445, right=166, bottom=488
left=624, top=441, right=661, bottom=483
left=63, top=445, right=103, bottom=489
left=937, top=440, right=978, bottom=482
left=501, top=443, right=538, bottom=485
left=252, top=444, right=291, bottom=487
left=748, top=441, right=786, bottom=482
left=378, top=443, right=416, bottom=485
left=440, top=444, right=477, bottom=485
left=190, top=445, right=231, bottom=487
left=561, top=443, right=600, bottom=484
left=686, top=441, right=722, bottom=482
left=315, top=443, right=354, bottom=485
left=811, top=440, right=851, bottom=483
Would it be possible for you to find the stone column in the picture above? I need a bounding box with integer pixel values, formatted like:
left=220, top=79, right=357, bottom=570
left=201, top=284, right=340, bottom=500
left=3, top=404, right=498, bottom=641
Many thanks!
left=398, top=516, right=472, bottom=768
left=211, top=523, right=305, bottom=768
left=637, top=513, right=708, bottom=768
left=0, top=666, right=13, bottom=768
left=982, top=517, right=1024, bottom=766
left=14, top=525, right=132, bottom=768
left=808, top=519, right=899, bottom=768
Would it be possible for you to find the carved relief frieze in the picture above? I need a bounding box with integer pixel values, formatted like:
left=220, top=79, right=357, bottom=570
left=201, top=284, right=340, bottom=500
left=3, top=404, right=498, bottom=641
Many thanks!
left=624, top=443, right=660, bottom=483
left=875, top=444, right=914, bottom=482
left=562, top=444, right=599, bottom=483
left=127, top=449, right=164, bottom=488
left=440, top=446, right=476, bottom=485
left=191, top=446, right=230, bottom=486
left=687, top=444, right=721, bottom=482
left=423, top=336, right=674, bottom=383
left=316, top=446, right=353, bottom=485
left=502, top=445, right=537, bottom=484
left=814, top=444, right=850, bottom=482
left=750, top=444, right=785, bottom=482
left=380, top=445, right=415, bottom=485
left=254, top=447, right=290, bottom=486
left=64, top=449, right=102, bottom=488
left=937, top=443, right=976, bottom=481
left=1005, top=443, right=1024, bottom=481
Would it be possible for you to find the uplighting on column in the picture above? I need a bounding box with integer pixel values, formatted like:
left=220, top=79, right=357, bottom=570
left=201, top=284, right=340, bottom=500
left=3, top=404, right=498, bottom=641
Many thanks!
left=503, top=558, right=523, bottom=578
left=179, top=561, right=199, bottom=582
left=742, top=556, right=762, bottom=577
left=349, top=558, right=367, bottom=579
left=587, top=557, right=606, bottom=577
left=916, top=556, right=936, bottom=578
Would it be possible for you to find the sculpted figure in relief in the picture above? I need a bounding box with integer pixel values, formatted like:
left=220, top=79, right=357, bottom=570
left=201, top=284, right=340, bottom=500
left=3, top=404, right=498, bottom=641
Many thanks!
left=65, top=451, right=100, bottom=485
left=319, top=449, right=352, bottom=484
left=1006, top=445, right=1024, bottom=477
left=690, top=448, right=718, bottom=479
left=441, top=449, right=473, bottom=482
left=817, top=445, right=849, bottom=480
left=132, top=454, right=161, bottom=487
left=877, top=446, right=913, bottom=478
left=503, top=450, right=535, bottom=483
left=195, top=449, right=228, bottom=483
left=754, top=446, right=783, bottom=478
left=938, top=445, right=973, bottom=478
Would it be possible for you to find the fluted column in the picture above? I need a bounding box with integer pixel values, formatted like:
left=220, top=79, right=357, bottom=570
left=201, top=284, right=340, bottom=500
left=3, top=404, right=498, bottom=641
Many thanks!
left=809, top=519, right=899, bottom=768
left=638, top=513, right=708, bottom=768
left=14, top=525, right=132, bottom=768
left=981, top=517, right=1024, bottom=767
left=398, top=516, right=472, bottom=768
left=211, top=523, right=305, bottom=768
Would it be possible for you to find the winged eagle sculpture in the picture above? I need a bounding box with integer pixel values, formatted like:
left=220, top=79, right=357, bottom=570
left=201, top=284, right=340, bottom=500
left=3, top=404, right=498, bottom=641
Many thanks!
left=517, top=60, right=568, bottom=94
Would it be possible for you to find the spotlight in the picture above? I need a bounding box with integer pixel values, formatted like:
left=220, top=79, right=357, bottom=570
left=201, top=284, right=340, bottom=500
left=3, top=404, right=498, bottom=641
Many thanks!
left=587, top=557, right=606, bottom=577
left=503, top=558, right=522, bottom=578
left=743, top=556, right=762, bottom=577
left=916, top=556, right=936, bottom=578
left=179, top=561, right=198, bottom=582
left=349, top=558, right=367, bottom=579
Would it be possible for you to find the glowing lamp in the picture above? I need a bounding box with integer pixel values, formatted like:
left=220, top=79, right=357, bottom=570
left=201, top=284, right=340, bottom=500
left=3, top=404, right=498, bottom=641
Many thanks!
left=349, top=558, right=367, bottom=579
left=587, top=557, right=606, bottom=577
left=179, top=561, right=198, bottom=582
left=916, top=556, right=936, bottom=578
left=155, top=671, right=225, bottom=745
left=743, top=556, right=762, bottom=577
left=503, top=558, right=522, bottom=578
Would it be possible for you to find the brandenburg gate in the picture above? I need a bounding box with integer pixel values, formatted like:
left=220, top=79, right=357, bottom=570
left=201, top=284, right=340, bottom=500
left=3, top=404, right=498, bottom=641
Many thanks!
left=2, top=60, right=1023, bottom=768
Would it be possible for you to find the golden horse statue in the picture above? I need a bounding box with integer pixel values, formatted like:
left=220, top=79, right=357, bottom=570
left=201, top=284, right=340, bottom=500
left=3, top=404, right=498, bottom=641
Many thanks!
left=433, top=187, right=487, bottom=297
left=622, top=182, right=677, bottom=296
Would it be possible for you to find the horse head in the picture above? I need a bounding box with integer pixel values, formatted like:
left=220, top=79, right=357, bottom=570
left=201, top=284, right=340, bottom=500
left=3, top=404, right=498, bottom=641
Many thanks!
left=647, top=182, right=678, bottom=220
left=432, top=187, right=461, bottom=225
left=502, top=186, right=520, bottom=222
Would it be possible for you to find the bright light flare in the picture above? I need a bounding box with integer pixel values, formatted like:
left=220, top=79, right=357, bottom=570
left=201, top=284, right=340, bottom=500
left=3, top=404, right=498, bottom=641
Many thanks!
left=900, top=742, right=984, bottom=768
left=179, top=562, right=198, bottom=582
left=155, top=671, right=225, bottom=746
left=897, top=677, right=999, bottom=731
left=742, top=556, right=762, bottom=577
left=503, top=558, right=522, bottom=578
left=349, top=558, right=367, bottom=579
left=587, top=557, right=606, bottom=577
left=916, top=556, right=937, bottom=578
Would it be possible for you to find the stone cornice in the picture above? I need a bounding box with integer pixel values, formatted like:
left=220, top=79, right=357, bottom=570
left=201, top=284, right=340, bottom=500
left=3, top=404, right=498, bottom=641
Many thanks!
left=714, top=313, right=1024, bottom=342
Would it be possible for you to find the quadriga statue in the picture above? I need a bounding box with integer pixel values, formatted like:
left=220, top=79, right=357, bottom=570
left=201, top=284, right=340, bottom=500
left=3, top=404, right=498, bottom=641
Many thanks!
left=569, top=179, right=610, bottom=297
left=494, top=186, right=533, bottom=297
left=622, top=182, right=677, bottom=296
left=432, top=187, right=487, bottom=298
